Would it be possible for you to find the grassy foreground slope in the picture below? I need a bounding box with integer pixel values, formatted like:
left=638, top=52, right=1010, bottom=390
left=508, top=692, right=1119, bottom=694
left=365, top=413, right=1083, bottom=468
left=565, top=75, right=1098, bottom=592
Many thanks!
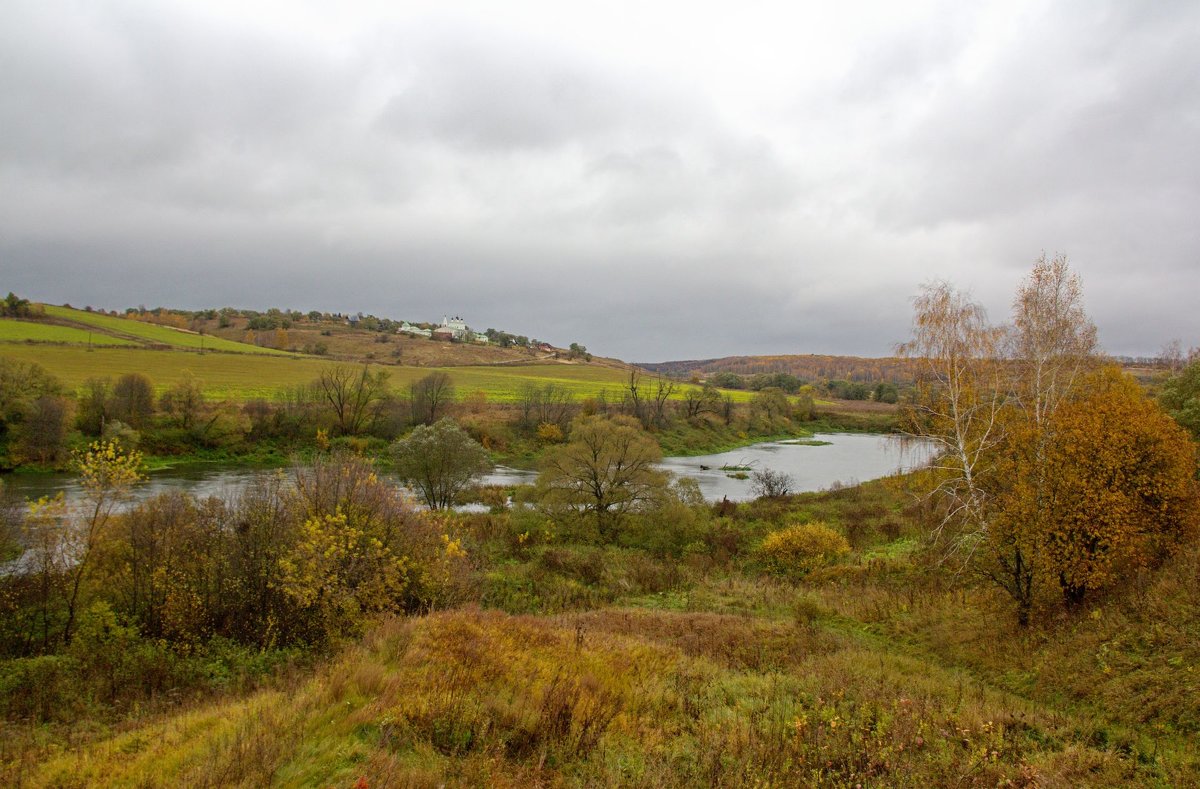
left=27, top=608, right=1029, bottom=787
left=22, top=556, right=1200, bottom=788
left=11, top=475, right=1198, bottom=787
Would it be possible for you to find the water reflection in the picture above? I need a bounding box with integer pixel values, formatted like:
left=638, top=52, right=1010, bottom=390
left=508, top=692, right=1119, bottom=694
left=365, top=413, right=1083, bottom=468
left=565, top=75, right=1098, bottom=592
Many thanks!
left=658, top=434, right=934, bottom=501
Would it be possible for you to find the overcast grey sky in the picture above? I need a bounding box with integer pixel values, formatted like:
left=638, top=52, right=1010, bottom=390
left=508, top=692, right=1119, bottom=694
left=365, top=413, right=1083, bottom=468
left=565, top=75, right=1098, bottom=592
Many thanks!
left=2, top=0, right=1197, bottom=361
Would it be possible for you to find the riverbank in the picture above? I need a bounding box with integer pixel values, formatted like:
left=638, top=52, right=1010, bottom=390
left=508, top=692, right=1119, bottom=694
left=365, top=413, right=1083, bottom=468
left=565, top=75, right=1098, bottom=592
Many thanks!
left=655, top=423, right=816, bottom=456
left=810, top=401, right=902, bottom=433
left=1, top=433, right=931, bottom=511
left=1, top=399, right=899, bottom=480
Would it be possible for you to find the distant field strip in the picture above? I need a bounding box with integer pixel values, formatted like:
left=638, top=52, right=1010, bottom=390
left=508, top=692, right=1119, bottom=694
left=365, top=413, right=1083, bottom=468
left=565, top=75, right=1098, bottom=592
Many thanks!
left=0, top=319, right=139, bottom=346
left=0, top=346, right=755, bottom=403
left=445, top=364, right=638, bottom=402
left=443, top=366, right=752, bottom=403
left=40, top=305, right=290, bottom=355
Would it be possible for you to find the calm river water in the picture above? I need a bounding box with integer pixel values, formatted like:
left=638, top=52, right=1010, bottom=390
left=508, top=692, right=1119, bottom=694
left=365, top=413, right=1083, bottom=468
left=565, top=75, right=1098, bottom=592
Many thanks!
left=0, top=433, right=933, bottom=508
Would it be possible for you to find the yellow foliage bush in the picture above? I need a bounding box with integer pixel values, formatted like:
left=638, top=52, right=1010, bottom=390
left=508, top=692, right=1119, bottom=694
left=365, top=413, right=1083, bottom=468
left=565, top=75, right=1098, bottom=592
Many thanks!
left=989, top=366, right=1200, bottom=608
left=758, top=521, right=850, bottom=578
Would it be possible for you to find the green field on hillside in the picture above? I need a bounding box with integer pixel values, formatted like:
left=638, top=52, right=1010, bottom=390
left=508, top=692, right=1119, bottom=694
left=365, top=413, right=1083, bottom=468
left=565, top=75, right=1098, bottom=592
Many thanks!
left=40, top=305, right=290, bottom=355
left=0, top=345, right=749, bottom=403
left=442, top=363, right=747, bottom=402
left=0, top=346, right=327, bottom=398
left=0, top=319, right=139, bottom=346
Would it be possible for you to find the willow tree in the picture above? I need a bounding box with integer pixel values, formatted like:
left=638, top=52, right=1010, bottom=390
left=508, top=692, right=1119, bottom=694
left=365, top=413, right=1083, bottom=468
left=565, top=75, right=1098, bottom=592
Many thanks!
left=391, top=418, right=491, bottom=510
left=314, top=364, right=390, bottom=435
left=535, top=415, right=667, bottom=540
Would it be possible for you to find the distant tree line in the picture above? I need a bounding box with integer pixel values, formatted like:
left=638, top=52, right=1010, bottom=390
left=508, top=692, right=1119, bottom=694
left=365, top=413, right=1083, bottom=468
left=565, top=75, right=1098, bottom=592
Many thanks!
left=484, top=328, right=531, bottom=348
left=641, top=354, right=922, bottom=386
left=698, top=370, right=901, bottom=403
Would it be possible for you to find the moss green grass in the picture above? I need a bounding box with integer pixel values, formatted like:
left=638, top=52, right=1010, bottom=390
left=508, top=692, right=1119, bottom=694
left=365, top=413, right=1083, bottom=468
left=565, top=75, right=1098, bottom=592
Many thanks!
left=0, top=319, right=139, bottom=346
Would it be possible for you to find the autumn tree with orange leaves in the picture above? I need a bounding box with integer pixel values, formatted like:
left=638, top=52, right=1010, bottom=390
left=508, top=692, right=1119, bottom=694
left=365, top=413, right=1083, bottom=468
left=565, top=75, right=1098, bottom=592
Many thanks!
left=902, top=254, right=1200, bottom=625
left=1030, top=368, right=1197, bottom=605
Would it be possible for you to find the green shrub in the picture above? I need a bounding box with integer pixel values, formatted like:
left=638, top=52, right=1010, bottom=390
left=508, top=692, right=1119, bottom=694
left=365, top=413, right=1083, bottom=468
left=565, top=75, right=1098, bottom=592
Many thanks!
left=618, top=552, right=684, bottom=595
left=468, top=506, right=553, bottom=560
left=757, top=521, right=850, bottom=578
left=70, top=601, right=142, bottom=704
left=481, top=565, right=601, bottom=614
left=792, top=592, right=828, bottom=629
left=0, top=654, right=82, bottom=721
left=538, top=546, right=606, bottom=585
left=699, top=518, right=755, bottom=563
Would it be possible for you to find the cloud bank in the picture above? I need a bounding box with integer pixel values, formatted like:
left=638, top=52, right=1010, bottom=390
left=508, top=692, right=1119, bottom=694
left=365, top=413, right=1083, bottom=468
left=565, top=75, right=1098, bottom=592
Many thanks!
left=2, top=0, right=1197, bottom=360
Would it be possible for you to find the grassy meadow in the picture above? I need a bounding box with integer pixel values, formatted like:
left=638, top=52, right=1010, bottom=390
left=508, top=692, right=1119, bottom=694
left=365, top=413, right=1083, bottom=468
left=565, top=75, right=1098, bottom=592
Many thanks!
left=0, top=320, right=139, bottom=346
left=0, top=345, right=327, bottom=399
left=0, top=343, right=748, bottom=404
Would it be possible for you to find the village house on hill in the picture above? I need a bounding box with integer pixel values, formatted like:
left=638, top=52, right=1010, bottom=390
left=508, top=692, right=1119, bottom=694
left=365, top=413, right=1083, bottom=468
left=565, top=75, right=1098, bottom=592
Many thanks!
left=433, top=315, right=468, bottom=340
left=421, top=315, right=489, bottom=343
left=398, top=321, right=431, bottom=338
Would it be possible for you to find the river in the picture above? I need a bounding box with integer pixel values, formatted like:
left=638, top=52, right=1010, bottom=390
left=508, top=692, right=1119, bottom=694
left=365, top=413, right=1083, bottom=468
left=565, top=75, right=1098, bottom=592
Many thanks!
left=0, top=433, right=933, bottom=508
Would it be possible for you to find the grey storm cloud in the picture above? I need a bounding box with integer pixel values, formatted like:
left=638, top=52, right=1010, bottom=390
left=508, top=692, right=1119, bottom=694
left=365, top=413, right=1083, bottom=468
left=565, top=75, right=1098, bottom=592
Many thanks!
left=373, top=29, right=673, bottom=152
left=874, top=4, right=1200, bottom=228
left=1, top=0, right=1198, bottom=361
